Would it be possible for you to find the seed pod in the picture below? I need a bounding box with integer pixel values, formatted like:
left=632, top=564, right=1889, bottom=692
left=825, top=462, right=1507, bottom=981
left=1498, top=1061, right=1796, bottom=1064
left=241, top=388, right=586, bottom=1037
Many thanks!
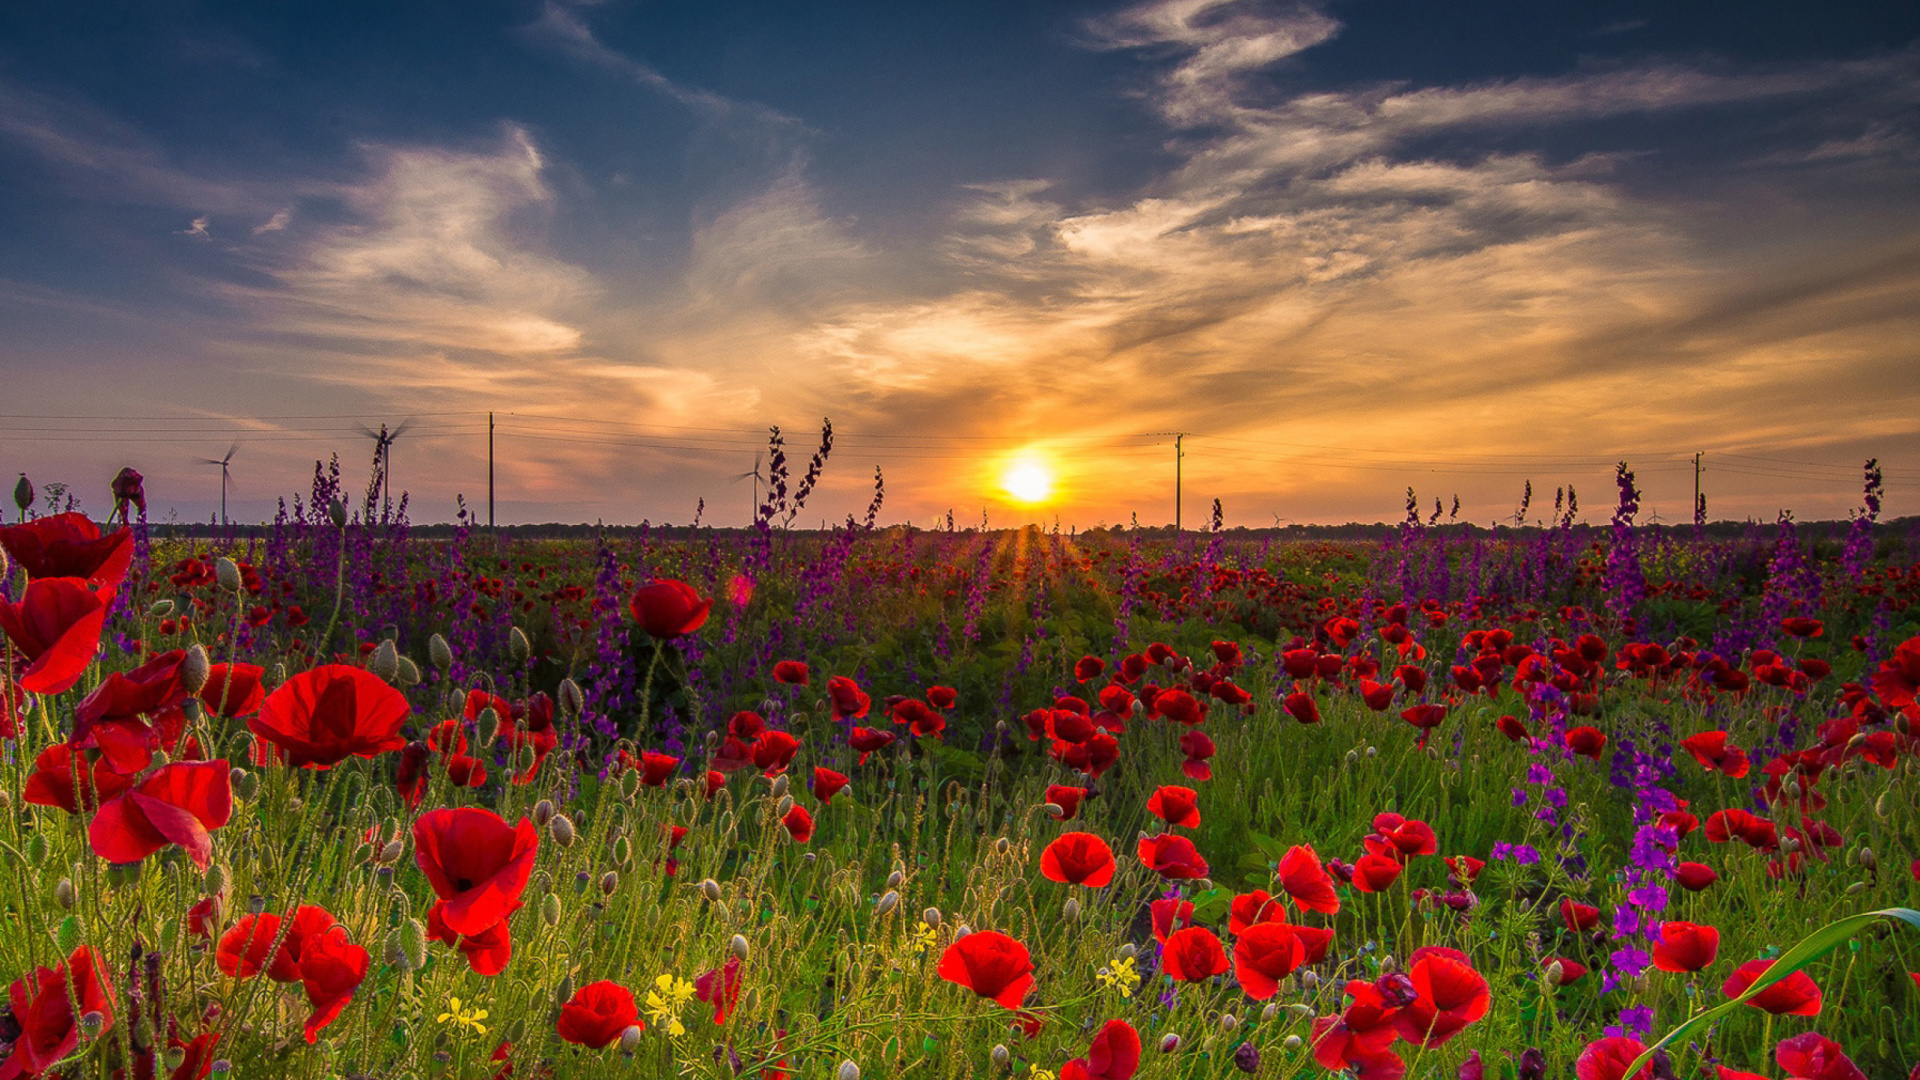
left=1233, top=1041, right=1259, bottom=1073
left=700, top=879, right=723, bottom=903
left=79, top=1011, right=106, bottom=1040
left=836, top=1061, right=861, bottom=1080
left=533, top=799, right=556, bottom=827
left=215, top=557, right=243, bottom=593
left=549, top=814, right=576, bottom=847
left=369, top=640, right=399, bottom=683
left=600, top=872, right=618, bottom=896
left=428, top=633, right=453, bottom=671
left=1159, top=1034, right=1181, bottom=1053
left=922, top=907, right=942, bottom=929
left=730, top=934, right=751, bottom=962
left=558, top=678, right=584, bottom=718
left=181, top=645, right=211, bottom=694
left=885, top=870, right=904, bottom=890
left=54, top=878, right=76, bottom=911
left=573, top=871, right=590, bottom=894
left=395, top=656, right=422, bottom=687
left=509, top=627, right=531, bottom=662
left=542, top=893, right=562, bottom=927
left=875, top=891, right=900, bottom=917
left=1858, top=847, right=1877, bottom=869
left=1062, top=897, right=1079, bottom=920
left=378, top=839, right=406, bottom=866
left=399, top=918, right=428, bottom=971
left=990, top=1045, right=1011, bottom=1068
left=327, top=498, right=347, bottom=528
left=204, top=864, right=230, bottom=897
left=1282, top=1034, right=1302, bottom=1050
left=1220, top=1013, right=1237, bottom=1032
left=618, top=1026, right=643, bottom=1054
left=769, top=774, right=789, bottom=799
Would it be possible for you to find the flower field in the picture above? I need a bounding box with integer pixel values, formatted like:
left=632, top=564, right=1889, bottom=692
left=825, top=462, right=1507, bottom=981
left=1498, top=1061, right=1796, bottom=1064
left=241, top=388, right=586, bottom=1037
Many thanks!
left=1, top=462, right=1918, bottom=1079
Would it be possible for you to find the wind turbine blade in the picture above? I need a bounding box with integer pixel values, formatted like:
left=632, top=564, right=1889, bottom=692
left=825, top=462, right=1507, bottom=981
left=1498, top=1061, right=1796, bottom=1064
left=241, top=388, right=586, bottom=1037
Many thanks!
left=355, top=423, right=381, bottom=440
left=389, top=416, right=417, bottom=439
left=222, top=443, right=238, bottom=464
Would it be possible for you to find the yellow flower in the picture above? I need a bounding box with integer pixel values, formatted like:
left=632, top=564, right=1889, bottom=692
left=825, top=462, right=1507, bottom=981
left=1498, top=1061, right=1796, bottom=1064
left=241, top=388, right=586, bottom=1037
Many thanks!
left=436, top=997, right=488, bottom=1035
left=1031, top=1070, right=1058, bottom=1080
left=1095, top=955, right=1140, bottom=999
left=909, top=922, right=938, bottom=954
left=645, top=973, right=696, bottom=1037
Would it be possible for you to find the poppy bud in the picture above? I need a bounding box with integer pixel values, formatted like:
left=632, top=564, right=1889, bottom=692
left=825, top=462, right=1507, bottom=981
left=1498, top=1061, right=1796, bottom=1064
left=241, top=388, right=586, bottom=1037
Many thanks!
left=542, top=893, right=562, bottom=927
left=600, top=871, right=618, bottom=896
left=269, top=663, right=285, bottom=687
left=328, top=498, right=347, bottom=528
left=715, top=901, right=733, bottom=922
left=1233, top=1042, right=1258, bottom=1073
left=398, top=918, right=428, bottom=971
left=892, top=809, right=908, bottom=829
left=370, top=639, right=399, bottom=683
left=612, top=836, right=632, bottom=867
left=215, top=557, right=243, bottom=593
left=27, top=834, right=46, bottom=863
left=248, top=894, right=267, bottom=914
left=922, top=907, right=942, bottom=929
left=885, top=870, right=904, bottom=890
left=230, top=767, right=257, bottom=801
left=770, top=774, right=789, bottom=799
left=79, top=1012, right=106, bottom=1040
left=700, top=879, right=723, bottom=902
left=555, top=974, right=574, bottom=1006
left=1858, top=846, right=1877, bottom=869
left=1220, top=1014, right=1237, bottom=1031
left=55, top=913, right=80, bottom=952
left=1846, top=881, right=1867, bottom=895
left=149, top=599, right=175, bottom=617
left=1545, top=961, right=1565, bottom=985
left=477, top=707, right=500, bottom=747
left=1282, top=1035, right=1302, bottom=1050
left=1159, top=1034, right=1181, bottom=1053
left=1875, top=792, right=1890, bottom=819
left=204, top=863, right=229, bottom=897
left=994, top=837, right=1009, bottom=855
left=105, top=862, right=142, bottom=890
left=775, top=795, right=794, bottom=819
left=954, top=923, right=971, bottom=938
left=378, top=838, right=405, bottom=865
left=837, top=1061, right=861, bottom=1080
left=54, top=878, right=76, bottom=910
left=618, top=1025, right=643, bottom=1054
left=1345, top=749, right=1359, bottom=765
left=12, top=473, right=30, bottom=513
left=427, top=633, right=453, bottom=671
left=1041, top=802, right=1065, bottom=818
left=396, top=656, right=422, bottom=686
left=731, top=934, right=751, bottom=961
left=510, top=626, right=531, bottom=661
left=990, top=1044, right=1011, bottom=1068
left=1063, top=897, right=1079, bottom=920
left=618, top=768, right=640, bottom=801
left=533, top=799, right=556, bottom=827
left=549, top=814, right=576, bottom=847
left=1261, top=1002, right=1278, bottom=1022
left=1288, top=1003, right=1314, bottom=1018
left=181, top=644, right=211, bottom=694
left=875, top=891, right=900, bottom=916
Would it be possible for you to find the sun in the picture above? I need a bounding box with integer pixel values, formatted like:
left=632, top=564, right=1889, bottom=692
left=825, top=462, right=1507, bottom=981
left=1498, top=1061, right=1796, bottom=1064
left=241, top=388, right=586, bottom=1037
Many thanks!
left=1001, top=460, right=1053, bottom=504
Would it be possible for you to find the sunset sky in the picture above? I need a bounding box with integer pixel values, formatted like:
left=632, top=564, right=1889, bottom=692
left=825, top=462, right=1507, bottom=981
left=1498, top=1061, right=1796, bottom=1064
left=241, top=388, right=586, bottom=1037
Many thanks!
left=2, top=1, right=1916, bottom=528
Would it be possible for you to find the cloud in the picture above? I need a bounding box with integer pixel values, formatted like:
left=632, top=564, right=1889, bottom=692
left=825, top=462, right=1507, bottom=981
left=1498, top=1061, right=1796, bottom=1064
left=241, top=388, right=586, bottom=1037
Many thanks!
left=251, top=208, right=292, bottom=234
left=177, top=216, right=212, bottom=239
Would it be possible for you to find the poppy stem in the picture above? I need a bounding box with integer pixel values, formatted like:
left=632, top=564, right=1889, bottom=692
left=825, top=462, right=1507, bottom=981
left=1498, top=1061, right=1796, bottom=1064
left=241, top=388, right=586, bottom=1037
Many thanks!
left=314, top=518, right=349, bottom=658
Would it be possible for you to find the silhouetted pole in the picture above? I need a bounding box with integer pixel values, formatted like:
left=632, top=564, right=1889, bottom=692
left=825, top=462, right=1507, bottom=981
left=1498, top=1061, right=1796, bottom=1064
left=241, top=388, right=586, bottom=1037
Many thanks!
left=488, top=412, right=495, bottom=529
left=1175, top=433, right=1185, bottom=531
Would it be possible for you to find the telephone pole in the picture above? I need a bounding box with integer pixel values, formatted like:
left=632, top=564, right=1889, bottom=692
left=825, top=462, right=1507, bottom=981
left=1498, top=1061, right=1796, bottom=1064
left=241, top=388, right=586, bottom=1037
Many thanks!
left=1175, top=433, right=1185, bottom=531
left=1692, top=450, right=1703, bottom=526
left=488, top=411, right=495, bottom=529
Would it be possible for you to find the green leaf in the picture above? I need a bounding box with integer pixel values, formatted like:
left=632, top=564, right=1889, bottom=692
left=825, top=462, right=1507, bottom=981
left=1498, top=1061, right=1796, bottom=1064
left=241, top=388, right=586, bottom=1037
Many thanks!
left=1627, top=907, right=1920, bottom=1076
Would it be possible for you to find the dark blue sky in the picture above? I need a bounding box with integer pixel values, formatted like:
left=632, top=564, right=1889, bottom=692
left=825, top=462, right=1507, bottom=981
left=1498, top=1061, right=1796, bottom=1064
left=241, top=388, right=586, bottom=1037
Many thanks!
left=2, top=1, right=1916, bottom=525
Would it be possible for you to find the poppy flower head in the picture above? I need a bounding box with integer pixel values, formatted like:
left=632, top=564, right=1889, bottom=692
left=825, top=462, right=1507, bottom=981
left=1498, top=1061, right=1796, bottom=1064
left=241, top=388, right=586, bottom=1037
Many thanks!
left=827, top=676, right=871, bottom=720
left=1575, top=1037, right=1653, bottom=1080
left=1277, top=844, right=1341, bottom=914
left=1149, top=897, right=1194, bottom=943
left=1651, top=921, right=1719, bottom=973
left=1044, top=784, right=1087, bottom=820
left=1146, top=786, right=1200, bottom=829
left=1560, top=898, right=1602, bottom=932
left=1566, top=726, right=1608, bottom=759
left=772, top=660, right=810, bottom=685
left=1233, top=921, right=1306, bottom=1000
left=1722, top=958, right=1822, bottom=1015
left=1137, top=834, right=1209, bottom=880
left=0, top=945, right=115, bottom=1079
left=1284, top=691, right=1321, bottom=725
left=1227, top=890, right=1285, bottom=935
left=0, top=576, right=110, bottom=694
left=250, top=665, right=411, bottom=769
left=694, top=956, right=744, bottom=1024
left=1152, top=689, right=1206, bottom=726
left=1394, top=947, right=1489, bottom=1047
left=1773, top=1032, right=1867, bottom=1080
left=1065, top=1019, right=1140, bottom=1080
left=926, top=685, right=957, bottom=709
left=811, top=766, right=850, bottom=804
left=88, top=758, right=233, bottom=871
left=628, top=579, right=712, bottom=638
left=1040, top=832, right=1117, bottom=888
left=937, top=931, right=1035, bottom=1010
left=1074, top=655, right=1106, bottom=683
left=556, top=981, right=640, bottom=1047
left=412, top=808, right=539, bottom=938
left=750, top=730, right=801, bottom=776
left=1160, top=926, right=1229, bottom=983
left=199, top=663, right=266, bottom=718
left=782, top=803, right=815, bottom=842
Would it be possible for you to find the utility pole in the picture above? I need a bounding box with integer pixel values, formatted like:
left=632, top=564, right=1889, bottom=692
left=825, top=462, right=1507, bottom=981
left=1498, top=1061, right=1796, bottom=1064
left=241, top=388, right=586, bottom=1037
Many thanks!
left=1693, top=450, right=1703, bottom=526
left=1175, top=433, right=1185, bottom=531
left=488, top=411, right=495, bottom=529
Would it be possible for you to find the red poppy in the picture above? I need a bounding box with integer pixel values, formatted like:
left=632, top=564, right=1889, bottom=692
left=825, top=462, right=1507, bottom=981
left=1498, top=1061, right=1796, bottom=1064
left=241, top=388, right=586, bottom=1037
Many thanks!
left=1045, top=784, right=1086, bottom=820
left=811, top=767, right=850, bottom=804
left=782, top=803, right=814, bottom=843
left=1446, top=854, right=1485, bottom=883
left=1358, top=678, right=1395, bottom=712
left=393, top=742, right=430, bottom=808
left=1277, top=844, right=1341, bottom=914
left=1560, top=898, right=1601, bottom=931
left=772, top=660, right=810, bottom=685
left=556, top=981, right=640, bottom=1047
left=750, top=730, right=801, bottom=776
left=1545, top=956, right=1588, bottom=985
left=628, top=579, right=711, bottom=638
left=1722, top=958, right=1822, bottom=1015
left=827, top=676, right=871, bottom=720
left=88, top=759, right=232, bottom=871
left=695, top=956, right=743, bottom=1024
left=1227, top=890, right=1286, bottom=934
left=1575, top=1037, right=1652, bottom=1080
left=638, top=751, right=679, bottom=787
left=1675, top=862, right=1719, bottom=892
left=1350, top=852, right=1402, bottom=892
left=250, top=664, right=411, bottom=769
left=1651, top=921, right=1719, bottom=973
left=1395, top=946, right=1490, bottom=1047
left=1310, top=980, right=1402, bottom=1077
left=0, top=576, right=108, bottom=694
left=0, top=945, right=114, bottom=1079
left=1566, top=726, right=1607, bottom=759
left=412, top=808, right=539, bottom=939
left=847, top=726, right=894, bottom=763
left=1074, top=656, right=1105, bottom=683
left=0, top=513, right=133, bottom=596
left=1063, top=1018, right=1139, bottom=1080
left=1283, top=691, right=1320, bottom=725
left=22, top=744, right=133, bottom=814
left=500, top=722, right=557, bottom=785
left=296, top=924, right=368, bottom=1043
left=1160, top=926, right=1228, bottom=983
left=1149, top=897, right=1194, bottom=943
left=1137, top=834, right=1209, bottom=880
left=1040, top=832, right=1116, bottom=887
left=1496, top=714, right=1529, bottom=742
left=1780, top=617, right=1824, bottom=639
left=427, top=903, right=514, bottom=976
left=1233, top=922, right=1305, bottom=1000
left=1774, top=1032, right=1867, bottom=1080
left=1152, top=689, right=1205, bottom=725
left=926, top=685, right=957, bottom=709
left=1178, top=730, right=1215, bottom=782
left=1369, top=813, right=1437, bottom=859
left=937, top=931, right=1034, bottom=1009
left=1146, top=786, right=1200, bottom=829
left=1681, top=731, right=1750, bottom=778
left=199, top=663, right=266, bottom=718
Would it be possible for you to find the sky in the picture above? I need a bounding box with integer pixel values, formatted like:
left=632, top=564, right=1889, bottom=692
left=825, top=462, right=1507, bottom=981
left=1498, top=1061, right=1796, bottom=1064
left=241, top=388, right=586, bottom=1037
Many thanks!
left=1, top=0, right=1916, bottom=528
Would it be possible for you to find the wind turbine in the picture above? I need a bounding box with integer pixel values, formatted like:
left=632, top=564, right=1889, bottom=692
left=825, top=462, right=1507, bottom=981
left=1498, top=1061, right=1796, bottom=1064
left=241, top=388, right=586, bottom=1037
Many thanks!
left=196, top=444, right=237, bottom=525
left=356, top=418, right=414, bottom=507
left=732, top=452, right=766, bottom=523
